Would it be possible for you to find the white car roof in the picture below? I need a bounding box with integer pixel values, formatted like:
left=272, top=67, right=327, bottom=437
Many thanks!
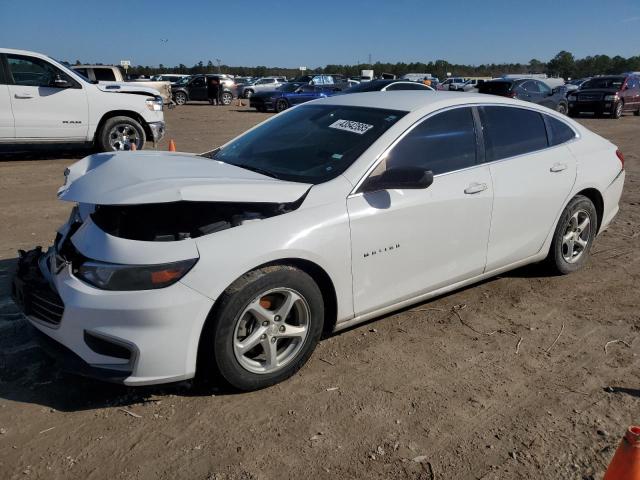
left=314, top=91, right=531, bottom=114
left=0, top=48, right=50, bottom=58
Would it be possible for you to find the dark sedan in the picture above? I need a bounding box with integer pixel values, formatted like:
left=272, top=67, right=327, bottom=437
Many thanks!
left=567, top=75, right=640, bottom=119
left=249, top=83, right=343, bottom=112
left=478, top=78, right=569, bottom=114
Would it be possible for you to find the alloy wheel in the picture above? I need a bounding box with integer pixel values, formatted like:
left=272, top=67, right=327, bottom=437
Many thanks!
left=108, top=124, right=140, bottom=151
left=561, top=209, right=591, bottom=263
left=232, top=288, right=310, bottom=374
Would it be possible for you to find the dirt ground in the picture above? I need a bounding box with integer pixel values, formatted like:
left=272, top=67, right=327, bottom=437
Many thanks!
left=0, top=103, right=638, bottom=480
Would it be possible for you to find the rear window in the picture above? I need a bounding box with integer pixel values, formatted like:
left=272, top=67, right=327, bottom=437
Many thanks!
left=546, top=116, right=576, bottom=146
left=581, top=77, right=625, bottom=89
left=211, top=105, right=407, bottom=184
left=478, top=81, right=513, bottom=94
left=479, top=106, right=548, bottom=162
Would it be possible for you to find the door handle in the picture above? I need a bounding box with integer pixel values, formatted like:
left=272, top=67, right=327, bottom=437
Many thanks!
left=550, top=163, right=567, bottom=172
left=464, top=182, right=488, bottom=194
left=14, top=93, right=34, bottom=99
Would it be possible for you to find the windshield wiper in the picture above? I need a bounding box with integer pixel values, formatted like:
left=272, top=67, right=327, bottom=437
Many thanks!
left=234, top=164, right=282, bottom=180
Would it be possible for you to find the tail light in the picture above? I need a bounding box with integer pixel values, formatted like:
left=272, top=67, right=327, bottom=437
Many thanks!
left=616, top=149, right=625, bottom=169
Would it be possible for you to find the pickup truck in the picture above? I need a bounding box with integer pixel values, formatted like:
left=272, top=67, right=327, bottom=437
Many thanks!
left=72, top=65, right=173, bottom=105
left=0, top=48, right=166, bottom=151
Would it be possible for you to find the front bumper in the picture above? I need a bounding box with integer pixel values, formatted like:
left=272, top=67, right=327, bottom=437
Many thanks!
left=12, top=247, right=214, bottom=386
left=568, top=100, right=615, bottom=115
left=148, top=121, right=166, bottom=144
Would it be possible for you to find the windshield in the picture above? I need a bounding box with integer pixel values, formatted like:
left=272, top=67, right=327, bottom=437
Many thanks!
left=211, top=104, right=407, bottom=184
left=581, top=77, right=625, bottom=89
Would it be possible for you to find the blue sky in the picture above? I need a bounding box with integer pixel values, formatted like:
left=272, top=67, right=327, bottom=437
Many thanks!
left=1, top=0, right=640, bottom=67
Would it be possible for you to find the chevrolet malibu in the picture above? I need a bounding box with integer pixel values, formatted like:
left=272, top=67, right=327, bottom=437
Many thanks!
left=12, top=92, right=625, bottom=391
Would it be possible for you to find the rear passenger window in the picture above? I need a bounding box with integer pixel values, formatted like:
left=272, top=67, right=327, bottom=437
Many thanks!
left=479, top=106, right=548, bottom=162
left=546, top=116, right=576, bottom=146
left=377, top=107, right=477, bottom=176
left=94, top=69, right=116, bottom=81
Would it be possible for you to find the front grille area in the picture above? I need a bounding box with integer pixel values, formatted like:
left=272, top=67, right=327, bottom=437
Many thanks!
left=578, top=93, right=602, bottom=101
left=26, top=287, right=65, bottom=326
left=12, top=247, right=65, bottom=327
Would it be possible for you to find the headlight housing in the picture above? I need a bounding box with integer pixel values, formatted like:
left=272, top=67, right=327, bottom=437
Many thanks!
left=604, top=94, right=618, bottom=101
left=145, top=96, right=163, bottom=111
left=74, top=258, right=197, bottom=291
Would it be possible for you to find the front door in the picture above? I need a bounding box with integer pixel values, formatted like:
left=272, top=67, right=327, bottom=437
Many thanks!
left=348, top=107, right=493, bottom=316
left=6, top=54, right=88, bottom=140
left=189, top=76, right=207, bottom=101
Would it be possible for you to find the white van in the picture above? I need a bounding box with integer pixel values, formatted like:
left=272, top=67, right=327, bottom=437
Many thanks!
left=0, top=49, right=165, bottom=151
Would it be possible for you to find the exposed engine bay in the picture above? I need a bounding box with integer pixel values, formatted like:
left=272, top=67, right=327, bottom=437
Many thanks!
left=90, top=198, right=305, bottom=242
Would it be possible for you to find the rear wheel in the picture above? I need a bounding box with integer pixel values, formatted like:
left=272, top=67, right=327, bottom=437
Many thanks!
left=221, top=92, right=233, bottom=105
left=206, top=265, right=324, bottom=391
left=547, top=195, right=597, bottom=275
left=97, top=116, right=145, bottom=152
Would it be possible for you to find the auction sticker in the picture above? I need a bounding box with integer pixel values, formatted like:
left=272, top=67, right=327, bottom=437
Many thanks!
left=329, top=119, right=374, bottom=135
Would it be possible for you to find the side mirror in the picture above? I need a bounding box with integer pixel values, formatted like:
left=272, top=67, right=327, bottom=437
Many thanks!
left=362, top=167, right=434, bottom=192
left=53, top=75, right=72, bottom=88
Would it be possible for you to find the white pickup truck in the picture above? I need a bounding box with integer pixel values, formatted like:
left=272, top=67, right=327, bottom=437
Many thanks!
left=0, top=48, right=166, bottom=151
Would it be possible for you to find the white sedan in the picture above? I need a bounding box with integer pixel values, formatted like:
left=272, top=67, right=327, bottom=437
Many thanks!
left=13, top=92, right=625, bottom=390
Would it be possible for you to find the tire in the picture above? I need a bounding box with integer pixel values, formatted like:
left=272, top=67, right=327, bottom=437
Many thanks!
left=556, top=102, right=568, bottom=115
left=221, top=92, right=233, bottom=105
left=244, top=89, right=254, bottom=99
left=275, top=98, right=289, bottom=113
left=174, top=91, right=187, bottom=105
left=613, top=101, right=623, bottom=119
left=97, top=116, right=145, bottom=152
left=547, top=195, right=598, bottom=275
left=206, top=265, right=324, bottom=391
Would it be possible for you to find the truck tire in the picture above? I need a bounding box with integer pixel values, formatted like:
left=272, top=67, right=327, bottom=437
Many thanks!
left=97, top=116, right=146, bottom=152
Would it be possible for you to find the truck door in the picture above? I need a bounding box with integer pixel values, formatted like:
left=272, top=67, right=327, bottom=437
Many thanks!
left=0, top=56, right=15, bottom=139
left=6, top=53, right=89, bottom=140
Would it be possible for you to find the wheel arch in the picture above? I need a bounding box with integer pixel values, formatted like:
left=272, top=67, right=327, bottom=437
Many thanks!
left=194, top=257, right=339, bottom=377
left=94, top=110, right=152, bottom=144
left=575, top=187, right=604, bottom=233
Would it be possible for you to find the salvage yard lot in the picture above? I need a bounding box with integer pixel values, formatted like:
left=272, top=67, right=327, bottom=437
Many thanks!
left=0, top=104, right=638, bottom=479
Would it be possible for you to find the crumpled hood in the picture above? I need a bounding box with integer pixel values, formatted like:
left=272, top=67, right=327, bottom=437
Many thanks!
left=57, top=151, right=311, bottom=205
left=96, top=82, right=161, bottom=97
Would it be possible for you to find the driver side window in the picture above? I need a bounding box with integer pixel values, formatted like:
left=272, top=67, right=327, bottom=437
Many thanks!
left=368, top=107, right=478, bottom=179
left=7, top=55, right=61, bottom=87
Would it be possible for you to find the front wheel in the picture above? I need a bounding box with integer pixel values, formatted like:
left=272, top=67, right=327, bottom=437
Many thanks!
left=207, top=266, right=324, bottom=391
left=174, top=91, right=187, bottom=105
left=275, top=98, right=289, bottom=113
left=613, top=101, right=624, bottom=119
left=547, top=195, right=597, bottom=275
left=556, top=102, right=568, bottom=115
left=97, top=116, right=145, bottom=152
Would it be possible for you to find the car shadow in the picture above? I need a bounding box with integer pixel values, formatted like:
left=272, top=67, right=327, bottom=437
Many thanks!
left=605, top=387, right=640, bottom=398
left=0, top=256, right=562, bottom=412
left=0, top=145, right=94, bottom=162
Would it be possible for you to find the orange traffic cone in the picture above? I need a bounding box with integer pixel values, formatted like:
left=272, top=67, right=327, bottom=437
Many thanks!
left=603, top=426, right=640, bottom=480
left=168, top=139, right=176, bottom=152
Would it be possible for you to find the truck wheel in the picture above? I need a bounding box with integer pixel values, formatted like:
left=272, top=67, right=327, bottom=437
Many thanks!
left=174, top=92, right=187, bottom=105
left=97, top=116, right=145, bottom=152
left=221, top=92, right=233, bottom=105
left=556, top=102, right=568, bottom=115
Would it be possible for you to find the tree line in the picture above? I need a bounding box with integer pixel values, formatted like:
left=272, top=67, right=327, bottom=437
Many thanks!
left=71, top=51, right=640, bottom=80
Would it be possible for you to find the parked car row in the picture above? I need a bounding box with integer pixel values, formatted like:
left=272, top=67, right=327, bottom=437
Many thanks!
left=566, top=74, right=640, bottom=118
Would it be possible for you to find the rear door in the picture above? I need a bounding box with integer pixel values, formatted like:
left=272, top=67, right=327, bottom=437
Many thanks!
left=480, top=106, right=577, bottom=271
left=0, top=55, right=16, bottom=139
left=6, top=53, right=88, bottom=140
